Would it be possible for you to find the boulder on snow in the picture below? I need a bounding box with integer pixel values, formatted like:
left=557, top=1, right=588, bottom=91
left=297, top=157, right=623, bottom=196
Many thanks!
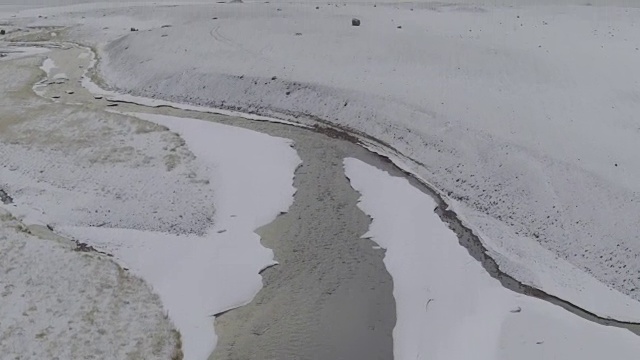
left=0, top=29, right=5, bottom=35
left=352, top=18, right=361, bottom=26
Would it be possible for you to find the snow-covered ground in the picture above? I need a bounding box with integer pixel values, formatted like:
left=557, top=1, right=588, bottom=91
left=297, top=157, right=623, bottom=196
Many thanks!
left=0, top=46, right=49, bottom=62
left=2, top=0, right=640, bottom=357
left=8, top=0, right=634, bottom=318
left=1, top=48, right=300, bottom=360
left=0, top=209, right=181, bottom=360
left=344, top=157, right=640, bottom=360
left=60, top=112, right=301, bottom=360
left=37, top=0, right=638, bottom=320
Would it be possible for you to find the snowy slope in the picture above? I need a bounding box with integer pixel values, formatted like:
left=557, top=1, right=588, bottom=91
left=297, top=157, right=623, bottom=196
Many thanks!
left=59, top=113, right=301, bottom=360
left=344, top=157, right=640, bottom=360
left=86, top=2, right=640, bottom=319
left=0, top=208, right=180, bottom=360
left=3, top=0, right=640, bottom=320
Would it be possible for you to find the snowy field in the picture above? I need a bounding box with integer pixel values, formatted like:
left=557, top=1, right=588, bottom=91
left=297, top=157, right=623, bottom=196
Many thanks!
left=4, top=0, right=638, bottom=316
left=0, top=210, right=180, bottom=359
left=2, top=0, right=640, bottom=358
left=74, top=0, right=640, bottom=319
left=0, top=45, right=300, bottom=360
left=345, top=157, right=640, bottom=360
left=59, top=112, right=301, bottom=359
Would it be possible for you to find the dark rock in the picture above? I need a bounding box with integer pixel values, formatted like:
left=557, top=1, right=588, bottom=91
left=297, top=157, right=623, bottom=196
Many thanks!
left=397, top=25, right=402, bottom=29
left=161, top=24, right=172, bottom=28
left=352, top=18, right=361, bottom=26
left=0, top=189, right=12, bottom=204
left=130, top=27, right=138, bottom=32
left=0, top=29, right=5, bottom=35
left=295, top=32, right=302, bottom=36
left=315, top=6, right=319, bottom=9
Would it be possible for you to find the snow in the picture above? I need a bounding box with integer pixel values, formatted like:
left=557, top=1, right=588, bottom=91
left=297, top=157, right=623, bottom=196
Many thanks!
left=0, top=46, right=49, bottom=62
left=40, top=58, right=58, bottom=73
left=344, top=157, right=640, bottom=360
left=359, top=140, right=640, bottom=322
left=1, top=40, right=300, bottom=359
left=39, top=57, right=55, bottom=75
left=79, top=48, right=307, bottom=128
left=2, top=0, right=640, bottom=340
left=52, top=1, right=640, bottom=320
left=52, top=72, right=67, bottom=80
left=0, top=107, right=217, bottom=236
left=0, top=208, right=180, bottom=360
left=59, top=112, right=301, bottom=360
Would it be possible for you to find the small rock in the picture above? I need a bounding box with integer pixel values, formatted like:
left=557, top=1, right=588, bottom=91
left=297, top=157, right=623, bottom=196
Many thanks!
left=130, top=27, right=138, bottom=32
left=51, top=95, right=60, bottom=99
left=0, top=29, right=5, bottom=35
left=271, top=76, right=277, bottom=80
left=295, top=32, right=302, bottom=36
left=510, top=307, right=522, bottom=313
left=536, top=341, right=544, bottom=345
left=0, top=189, right=13, bottom=204
left=106, top=103, right=119, bottom=107
left=94, top=95, right=103, bottom=100
left=397, top=25, right=402, bottom=29
left=161, top=24, right=172, bottom=28
left=315, top=6, right=319, bottom=9
left=352, top=18, right=361, bottom=26
left=212, top=17, right=218, bottom=20
left=66, top=90, right=74, bottom=95
left=161, top=34, right=168, bottom=37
